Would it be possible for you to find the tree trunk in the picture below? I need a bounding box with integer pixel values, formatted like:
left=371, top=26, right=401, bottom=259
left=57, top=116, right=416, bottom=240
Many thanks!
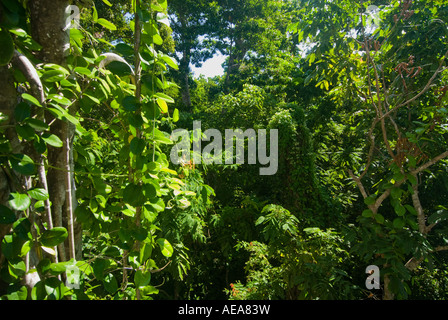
left=383, top=274, right=395, bottom=300
left=29, top=0, right=80, bottom=262
left=178, top=11, right=192, bottom=109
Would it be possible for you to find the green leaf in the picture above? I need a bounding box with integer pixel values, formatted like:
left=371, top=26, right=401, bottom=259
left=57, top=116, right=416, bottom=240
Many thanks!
left=40, top=227, right=68, bottom=247
left=143, top=183, right=157, bottom=200
left=26, top=118, right=49, bottom=131
left=134, top=270, right=151, bottom=288
left=364, top=195, right=376, bottom=205
left=8, top=260, right=26, bottom=279
left=14, top=102, right=31, bottom=122
left=156, top=238, right=173, bottom=257
left=362, top=209, right=373, bottom=218
left=0, top=205, right=16, bottom=224
left=139, top=241, right=153, bottom=264
left=102, top=0, right=112, bottom=6
left=123, top=184, right=145, bottom=207
left=9, top=153, right=35, bottom=175
left=172, top=108, right=179, bottom=122
left=21, top=93, right=42, bottom=107
left=149, top=198, right=165, bottom=212
left=130, top=137, right=145, bottom=155
left=156, top=98, right=168, bottom=114
left=20, top=240, right=32, bottom=257
left=47, top=94, right=72, bottom=106
left=15, top=124, right=35, bottom=139
left=93, top=259, right=109, bottom=281
left=0, top=29, right=14, bottom=66
left=122, top=95, right=139, bottom=111
left=4, top=284, right=28, bottom=300
left=41, top=132, right=63, bottom=148
left=103, top=246, right=121, bottom=258
left=404, top=204, right=417, bottom=216
left=41, top=246, right=56, bottom=256
left=393, top=218, right=405, bottom=229
left=44, top=277, right=64, bottom=300
left=105, top=61, right=133, bottom=76
left=41, top=70, right=66, bottom=83
left=154, top=92, right=174, bottom=103
left=43, top=64, right=70, bottom=76
left=428, top=210, right=448, bottom=225
left=27, top=188, right=49, bottom=201
left=31, top=281, right=46, bottom=300
left=394, top=204, right=406, bottom=216
left=70, top=28, right=84, bottom=48
left=9, top=28, right=27, bottom=38
left=74, top=67, right=92, bottom=77
left=153, top=33, right=163, bottom=45
left=83, top=93, right=101, bottom=105
left=115, top=43, right=134, bottom=57
left=102, top=273, right=118, bottom=294
left=375, top=213, right=385, bottom=224
left=8, top=192, right=30, bottom=211
left=97, top=18, right=117, bottom=31
left=390, top=187, right=403, bottom=199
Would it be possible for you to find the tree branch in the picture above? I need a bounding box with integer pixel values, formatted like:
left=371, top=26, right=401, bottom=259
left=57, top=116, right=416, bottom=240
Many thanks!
left=380, top=49, right=448, bottom=121
left=411, top=150, right=448, bottom=175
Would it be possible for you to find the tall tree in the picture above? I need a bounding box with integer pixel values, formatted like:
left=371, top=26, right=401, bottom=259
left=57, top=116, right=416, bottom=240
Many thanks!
left=168, top=0, right=216, bottom=108
left=289, top=0, right=448, bottom=299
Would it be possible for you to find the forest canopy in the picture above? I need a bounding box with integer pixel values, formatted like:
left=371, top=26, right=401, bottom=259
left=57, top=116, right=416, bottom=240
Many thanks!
left=0, top=0, right=448, bottom=301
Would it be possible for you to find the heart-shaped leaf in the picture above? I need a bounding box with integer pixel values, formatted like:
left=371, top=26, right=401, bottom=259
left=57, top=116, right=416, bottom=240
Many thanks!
left=8, top=192, right=31, bottom=211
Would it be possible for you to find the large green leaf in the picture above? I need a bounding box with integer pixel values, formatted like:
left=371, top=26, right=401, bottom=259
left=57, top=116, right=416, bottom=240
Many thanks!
left=156, top=238, right=173, bottom=257
left=130, top=137, right=145, bottom=155
left=14, top=102, right=31, bottom=122
left=44, top=277, right=64, bottom=300
left=102, top=273, right=118, bottom=294
left=41, top=132, right=63, bottom=148
left=134, top=270, right=151, bottom=288
left=8, top=260, right=26, bottom=280
left=21, top=93, right=42, bottom=107
left=27, top=188, right=49, bottom=201
left=139, top=241, right=153, bottom=264
left=41, top=70, right=66, bottom=83
left=40, top=227, right=68, bottom=247
left=0, top=29, right=14, bottom=66
left=97, top=18, right=117, bottom=31
left=123, top=183, right=145, bottom=207
left=26, top=118, right=49, bottom=131
left=122, top=95, right=139, bottom=111
left=8, top=192, right=30, bottom=211
left=9, top=153, right=35, bottom=175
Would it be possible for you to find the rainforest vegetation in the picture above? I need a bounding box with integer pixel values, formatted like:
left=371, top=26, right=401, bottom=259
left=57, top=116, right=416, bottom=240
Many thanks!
left=0, top=0, right=448, bottom=301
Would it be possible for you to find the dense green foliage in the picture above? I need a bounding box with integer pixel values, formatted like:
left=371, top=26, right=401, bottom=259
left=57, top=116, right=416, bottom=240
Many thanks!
left=0, top=0, right=447, bottom=301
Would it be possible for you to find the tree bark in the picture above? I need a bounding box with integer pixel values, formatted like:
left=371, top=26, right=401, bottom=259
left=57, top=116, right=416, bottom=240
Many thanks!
left=29, top=0, right=79, bottom=263
left=178, top=11, right=192, bottom=108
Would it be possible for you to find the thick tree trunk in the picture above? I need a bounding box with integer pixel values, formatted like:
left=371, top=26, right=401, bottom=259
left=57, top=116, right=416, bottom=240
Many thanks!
left=178, top=10, right=192, bottom=109
left=29, top=0, right=80, bottom=262
left=180, top=63, right=192, bottom=107
left=224, top=38, right=247, bottom=91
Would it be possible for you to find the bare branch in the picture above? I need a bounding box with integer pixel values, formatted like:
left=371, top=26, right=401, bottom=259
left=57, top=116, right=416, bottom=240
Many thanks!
left=411, top=150, right=448, bottom=175
left=381, top=49, right=448, bottom=120
left=11, top=50, right=44, bottom=104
